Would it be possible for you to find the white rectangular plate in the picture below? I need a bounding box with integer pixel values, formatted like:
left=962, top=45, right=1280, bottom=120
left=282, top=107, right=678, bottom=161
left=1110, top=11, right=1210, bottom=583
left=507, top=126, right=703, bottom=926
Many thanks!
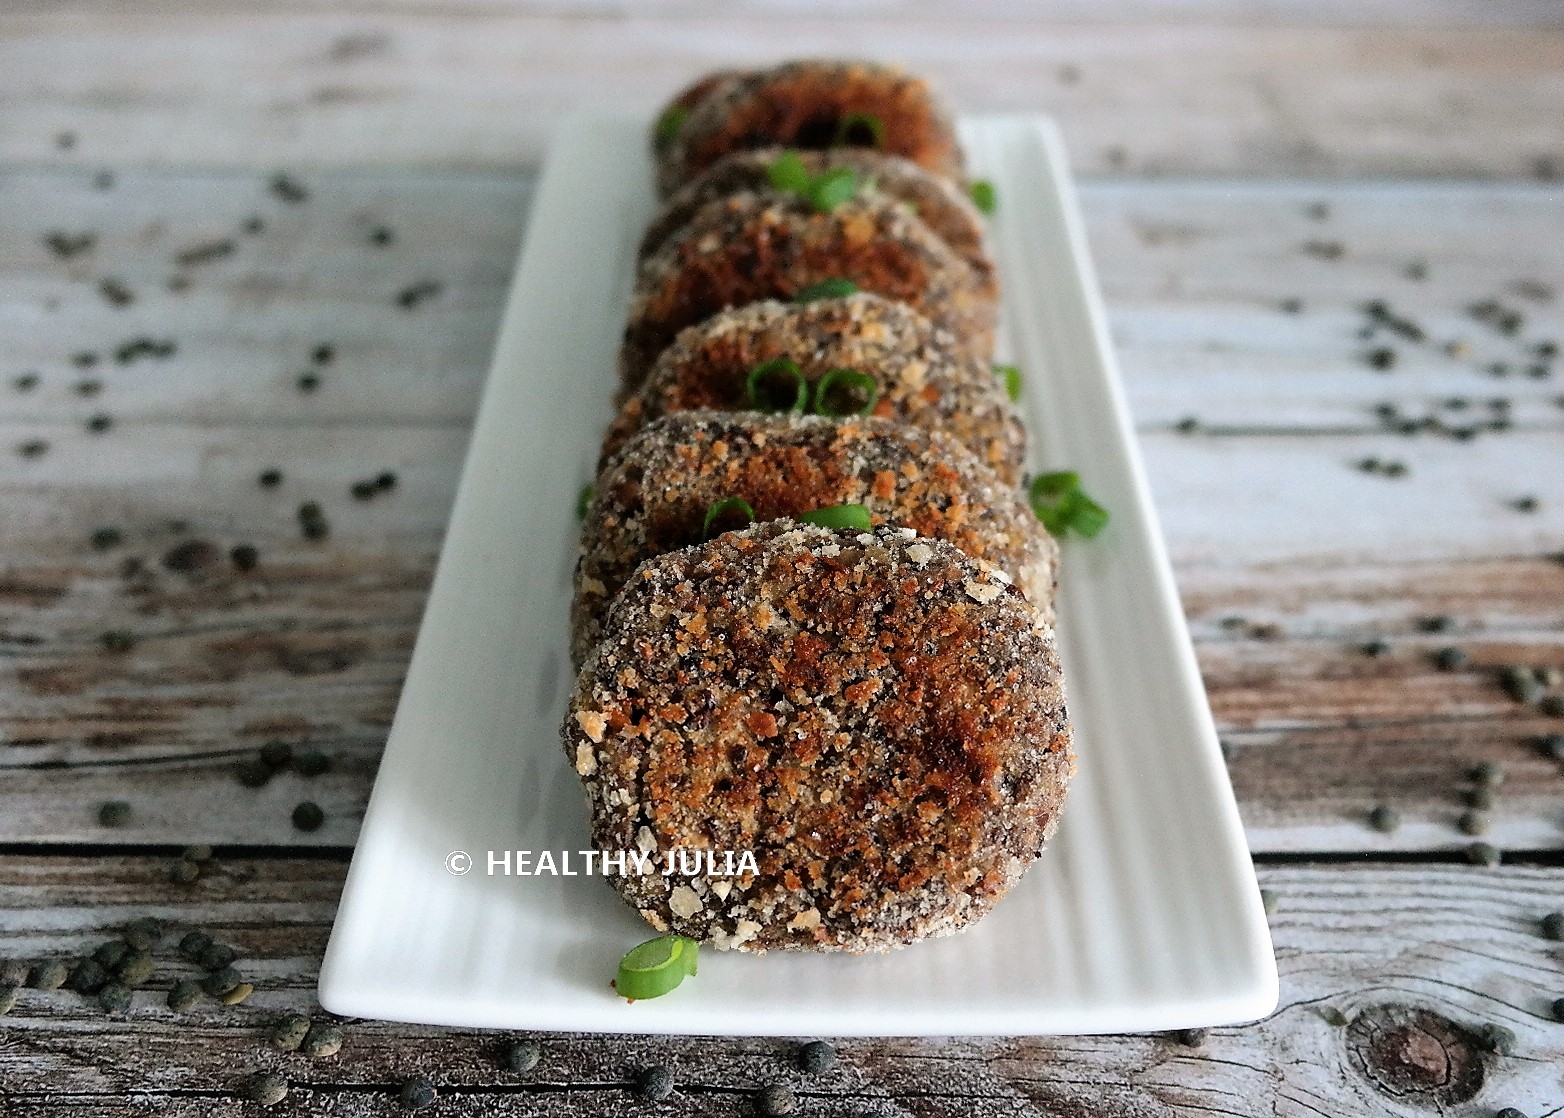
left=319, top=114, right=1278, bottom=1036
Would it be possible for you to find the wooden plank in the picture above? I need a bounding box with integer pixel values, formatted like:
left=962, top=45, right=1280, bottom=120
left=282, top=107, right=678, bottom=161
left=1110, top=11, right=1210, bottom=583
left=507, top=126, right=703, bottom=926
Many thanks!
left=2, top=855, right=1562, bottom=1114
left=2, top=9, right=1563, bottom=178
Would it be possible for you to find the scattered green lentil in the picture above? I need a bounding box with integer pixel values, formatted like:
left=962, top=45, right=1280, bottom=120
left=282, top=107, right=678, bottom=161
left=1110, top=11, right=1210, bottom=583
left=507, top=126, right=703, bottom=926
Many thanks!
left=1320, top=1006, right=1349, bottom=1027
left=297, top=372, right=320, bottom=393
left=376, top=471, right=397, bottom=491
left=93, top=940, right=130, bottom=969
left=503, top=1038, right=541, bottom=1072
left=167, top=979, right=202, bottom=1012
left=91, top=526, right=123, bottom=550
left=170, top=859, right=200, bottom=884
left=1541, top=912, right=1564, bottom=941
left=0, top=985, right=17, bottom=1016
left=1542, top=733, right=1564, bottom=761
left=258, top=469, right=282, bottom=488
left=1433, top=647, right=1468, bottom=671
left=1472, top=761, right=1506, bottom=788
left=1368, top=805, right=1400, bottom=833
left=1361, top=640, right=1389, bottom=658
left=1458, top=810, right=1489, bottom=836
left=1366, top=347, right=1397, bottom=370
left=756, top=1083, right=797, bottom=1116
left=17, top=439, right=50, bottom=459
left=114, top=950, right=154, bottom=986
left=312, top=344, right=334, bottom=365
left=97, top=981, right=132, bottom=1014
left=97, top=800, right=132, bottom=827
left=12, top=372, right=40, bottom=392
left=1171, top=1028, right=1207, bottom=1047
left=1279, top=298, right=1302, bottom=314
left=202, top=966, right=241, bottom=998
left=230, top=544, right=259, bottom=571
left=1466, top=785, right=1496, bottom=810
left=1552, top=997, right=1564, bottom=1023
left=1480, top=1022, right=1516, bottom=1055
left=300, top=1021, right=343, bottom=1057
left=1465, top=841, right=1500, bottom=866
left=399, top=1076, right=436, bottom=1111
left=1501, top=666, right=1544, bottom=705
left=350, top=479, right=377, bottom=501
left=29, top=959, right=69, bottom=990
left=179, top=930, right=212, bottom=960
left=243, top=1071, right=289, bottom=1107
left=292, top=801, right=325, bottom=832
left=269, top=1014, right=312, bottom=1051
left=1260, top=889, right=1279, bottom=915
left=236, top=758, right=272, bottom=788
left=1538, top=667, right=1563, bottom=690
left=797, top=1039, right=836, bottom=1073
left=1511, top=496, right=1540, bottom=513
left=1175, top=416, right=1200, bottom=434
left=294, top=748, right=329, bottom=777
left=68, top=959, right=108, bottom=995
left=0, top=961, right=26, bottom=986
left=396, top=280, right=443, bottom=310
left=101, top=629, right=136, bottom=653
left=1417, top=615, right=1453, bottom=633
left=634, top=1065, right=673, bottom=1102
left=242, top=216, right=264, bottom=235
left=270, top=173, right=309, bottom=203
left=370, top=226, right=395, bottom=247
left=220, top=981, right=254, bottom=1005
left=260, top=740, right=293, bottom=770
left=199, top=943, right=237, bottom=971
left=1494, top=1109, right=1528, bottom=1118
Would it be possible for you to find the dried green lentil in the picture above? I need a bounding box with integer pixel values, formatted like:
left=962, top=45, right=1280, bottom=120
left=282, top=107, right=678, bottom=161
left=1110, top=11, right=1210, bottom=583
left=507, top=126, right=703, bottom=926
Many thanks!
left=100, top=630, right=135, bottom=653
left=1171, top=1027, right=1207, bottom=1047
left=97, top=800, right=131, bottom=827
left=1433, top=647, right=1468, bottom=671
left=1543, top=733, right=1564, bottom=761
left=291, top=801, right=325, bottom=832
left=756, top=1083, right=797, bottom=1116
left=268, top=1013, right=311, bottom=1052
left=1368, top=804, right=1400, bottom=833
left=1466, top=785, right=1496, bottom=810
left=29, top=959, right=69, bottom=990
left=236, top=758, right=272, bottom=788
left=294, top=748, right=329, bottom=777
left=68, top=959, right=108, bottom=994
left=634, top=1065, right=673, bottom=1102
left=178, top=930, right=212, bottom=960
left=1472, top=761, right=1505, bottom=788
left=399, top=1076, right=436, bottom=1110
left=184, top=844, right=213, bottom=863
left=170, top=859, right=200, bottom=884
left=1260, top=888, right=1279, bottom=915
left=1466, top=841, right=1501, bottom=866
left=502, top=1038, right=540, bottom=1072
left=0, top=961, right=26, bottom=986
left=798, top=1039, right=836, bottom=1073
left=90, top=526, right=123, bottom=550
left=167, top=979, right=202, bottom=1012
left=243, top=1071, right=289, bottom=1107
left=1320, top=1006, right=1349, bottom=1027
left=202, top=966, right=241, bottom=997
left=1480, top=1022, right=1516, bottom=1055
left=123, top=917, right=163, bottom=949
left=0, top=984, right=18, bottom=1016
left=115, top=950, right=154, bottom=986
left=1457, top=810, right=1489, bottom=836
left=198, top=942, right=236, bottom=970
left=1552, top=996, right=1564, bottom=1023
left=1541, top=911, right=1564, bottom=941
left=97, top=981, right=132, bottom=1014
left=93, top=940, right=130, bottom=969
left=1540, top=694, right=1564, bottom=717
left=260, top=740, right=293, bottom=770
left=300, top=1021, right=343, bottom=1057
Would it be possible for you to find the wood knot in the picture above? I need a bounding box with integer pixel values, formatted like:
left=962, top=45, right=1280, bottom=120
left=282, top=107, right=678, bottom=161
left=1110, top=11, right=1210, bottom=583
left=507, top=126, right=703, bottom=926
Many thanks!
left=1346, top=1004, right=1485, bottom=1105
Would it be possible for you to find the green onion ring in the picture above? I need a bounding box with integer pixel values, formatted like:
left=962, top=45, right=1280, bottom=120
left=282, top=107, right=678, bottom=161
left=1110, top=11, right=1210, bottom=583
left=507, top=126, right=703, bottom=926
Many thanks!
left=807, top=166, right=859, bottom=212
left=615, top=935, right=698, bottom=1001
left=992, top=363, right=1022, bottom=402
left=745, top=357, right=809, bottom=414
left=969, top=180, right=998, bottom=215
left=702, top=496, right=756, bottom=541
left=766, top=150, right=811, bottom=194
left=576, top=483, right=595, bottom=520
left=812, top=367, right=879, bottom=417
left=793, top=278, right=860, bottom=304
left=799, top=503, right=873, bottom=532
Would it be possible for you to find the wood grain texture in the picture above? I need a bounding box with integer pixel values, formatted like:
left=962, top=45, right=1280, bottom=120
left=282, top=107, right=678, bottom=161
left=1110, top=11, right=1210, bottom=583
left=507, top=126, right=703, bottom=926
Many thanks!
left=2, top=855, right=1563, bottom=1114
left=3, top=168, right=1562, bottom=853
left=2, top=7, right=1563, bottom=178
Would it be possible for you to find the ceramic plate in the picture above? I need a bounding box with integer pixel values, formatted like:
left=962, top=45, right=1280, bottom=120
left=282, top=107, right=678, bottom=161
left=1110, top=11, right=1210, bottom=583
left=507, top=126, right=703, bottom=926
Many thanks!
left=318, top=114, right=1278, bottom=1036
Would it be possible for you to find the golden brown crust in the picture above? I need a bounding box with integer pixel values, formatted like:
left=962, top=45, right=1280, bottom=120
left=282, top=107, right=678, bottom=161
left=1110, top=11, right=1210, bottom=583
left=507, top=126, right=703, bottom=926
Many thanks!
left=572, top=411, right=1056, bottom=667
left=620, top=191, right=997, bottom=392
left=657, top=61, right=964, bottom=196
left=640, top=148, right=993, bottom=288
left=601, top=294, right=1026, bottom=484
left=563, top=521, right=1073, bottom=952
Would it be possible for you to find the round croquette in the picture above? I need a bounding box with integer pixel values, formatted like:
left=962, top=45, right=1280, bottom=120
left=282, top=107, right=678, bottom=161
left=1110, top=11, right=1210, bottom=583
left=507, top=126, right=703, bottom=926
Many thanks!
left=640, top=148, right=993, bottom=288
left=655, top=60, right=964, bottom=197
left=572, top=411, right=1057, bottom=667
left=620, top=191, right=997, bottom=392
left=563, top=520, right=1074, bottom=953
left=601, top=294, right=1026, bottom=484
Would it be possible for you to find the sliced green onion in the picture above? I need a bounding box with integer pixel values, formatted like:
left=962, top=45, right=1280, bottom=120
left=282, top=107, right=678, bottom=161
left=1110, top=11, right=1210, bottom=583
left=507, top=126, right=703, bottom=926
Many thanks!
left=806, top=167, right=859, bottom=213
left=615, top=934, right=698, bottom=1001
left=576, top=483, right=595, bottom=520
left=793, top=278, right=859, bottom=304
left=812, top=367, right=879, bottom=417
left=702, top=496, right=756, bottom=541
left=833, top=112, right=885, bottom=148
left=766, top=150, right=812, bottom=195
left=654, top=105, right=690, bottom=148
left=745, top=357, right=809, bottom=414
left=969, top=180, right=998, bottom=215
left=1029, top=471, right=1109, bottom=539
left=993, top=363, right=1022, bottom=402
left=799, top=503, right=873, bottom=532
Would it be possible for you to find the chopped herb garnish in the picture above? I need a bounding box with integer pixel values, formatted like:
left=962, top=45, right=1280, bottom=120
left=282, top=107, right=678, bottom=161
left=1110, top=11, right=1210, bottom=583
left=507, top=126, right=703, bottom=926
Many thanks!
left=799, top=503, right=873, bottom=532
left=654, top=105, right=690, bottom=149
left=812, top=367, right=878, bottom=417
left=702, top=496, right=756, bottom=541
left=793, top=278, right=859, bottom=304
left=745, top=358, right=809, bottom=414
left=576, top=484, right=594, bottom=520
left=993, top=363, right=1022, bottom=401
left=833, top=112, right=884, bottom=148
left=766, top=152, right=860, bottom=212
left=615, top=934, right=698, bottom=1001
left=969, top=180, right=997, bottom=214
left=1029, top=471, right=1110, bottom=539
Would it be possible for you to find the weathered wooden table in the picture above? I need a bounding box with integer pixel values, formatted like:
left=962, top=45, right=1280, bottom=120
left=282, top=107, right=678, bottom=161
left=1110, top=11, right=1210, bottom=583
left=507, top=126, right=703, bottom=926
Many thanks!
left=3, top=3, right=1563, bottom=1114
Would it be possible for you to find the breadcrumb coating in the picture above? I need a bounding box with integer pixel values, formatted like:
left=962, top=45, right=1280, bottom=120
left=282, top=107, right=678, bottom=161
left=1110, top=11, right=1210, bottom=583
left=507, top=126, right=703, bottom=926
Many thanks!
left=562, top=520, right=1074, bottom=952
